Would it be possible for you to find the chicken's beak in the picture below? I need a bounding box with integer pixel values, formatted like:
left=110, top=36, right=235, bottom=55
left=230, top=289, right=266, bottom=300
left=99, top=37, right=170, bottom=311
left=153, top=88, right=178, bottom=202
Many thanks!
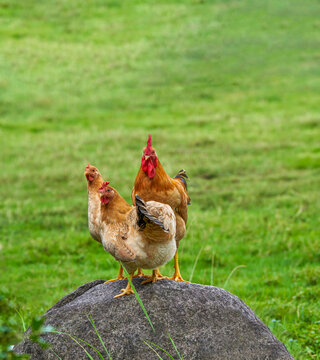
left=144, top=155, right=150, bottom=160
left=85, top=171, right=94, bottom=182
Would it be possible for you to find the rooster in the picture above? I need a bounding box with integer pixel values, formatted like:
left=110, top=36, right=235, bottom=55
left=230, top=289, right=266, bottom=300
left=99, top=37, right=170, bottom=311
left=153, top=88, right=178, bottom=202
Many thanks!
left=85, top=164, right=177, bottom=297
left=132, top=135, right=190, bottom=282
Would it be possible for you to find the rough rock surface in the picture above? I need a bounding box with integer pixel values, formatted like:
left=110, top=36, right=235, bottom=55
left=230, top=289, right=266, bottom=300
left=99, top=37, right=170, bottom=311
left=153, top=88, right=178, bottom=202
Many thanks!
left=14, top=279, right=293, bottom=360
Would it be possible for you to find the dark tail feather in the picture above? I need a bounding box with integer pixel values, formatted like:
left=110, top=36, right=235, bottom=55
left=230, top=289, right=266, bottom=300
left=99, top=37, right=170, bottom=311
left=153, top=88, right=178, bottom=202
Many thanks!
left=175, top=169, right=188, bottom=179
left=135, top=195, right=169, bottom=232
left=173, top=169, right=189, bottom=190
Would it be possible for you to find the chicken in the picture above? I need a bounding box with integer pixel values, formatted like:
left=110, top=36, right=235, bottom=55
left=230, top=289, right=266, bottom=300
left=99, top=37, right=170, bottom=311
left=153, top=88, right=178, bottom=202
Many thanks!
left=99, top=181, right=176, bottom=297
left=85, top=163, right=127, bottom=282
left=131, top=135, right=190, bottom=282
left=85, top=164, right=177, bottom=297
left=85, top=164, right=148, bottom=282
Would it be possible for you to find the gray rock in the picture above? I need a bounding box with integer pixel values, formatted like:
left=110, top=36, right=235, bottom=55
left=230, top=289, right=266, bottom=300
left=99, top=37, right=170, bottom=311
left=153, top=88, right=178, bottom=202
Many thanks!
left=14, top=279, right=293, bottom=360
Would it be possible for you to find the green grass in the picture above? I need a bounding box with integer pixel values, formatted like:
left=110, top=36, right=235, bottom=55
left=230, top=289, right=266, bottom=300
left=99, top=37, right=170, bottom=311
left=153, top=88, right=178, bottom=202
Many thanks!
left=1, top=0, right=320, bottom=358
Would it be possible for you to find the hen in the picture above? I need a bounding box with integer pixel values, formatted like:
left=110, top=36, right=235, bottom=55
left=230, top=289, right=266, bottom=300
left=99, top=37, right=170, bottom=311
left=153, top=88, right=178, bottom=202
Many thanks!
left=85, top=163, right=130, bottom=281
left=85, top=164, right=177, bottom=297
left=132, top=135, right=190, bottom=282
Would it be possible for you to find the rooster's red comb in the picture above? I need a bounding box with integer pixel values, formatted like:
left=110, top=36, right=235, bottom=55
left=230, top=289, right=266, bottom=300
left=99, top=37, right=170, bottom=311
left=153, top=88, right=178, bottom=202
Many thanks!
left=144, top=134, right=152, bottom=154
left=99, top=181, right=110, bottom=193
left=85, top=163, right=91, bottom=170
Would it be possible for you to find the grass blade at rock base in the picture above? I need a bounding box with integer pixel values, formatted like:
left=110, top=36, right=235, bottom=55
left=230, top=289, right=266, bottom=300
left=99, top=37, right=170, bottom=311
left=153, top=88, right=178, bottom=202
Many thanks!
left=168, top=332, right=183, bottom=360
left=14, top=307, right=26, bottom=332
left=189, top=247, right=203, bottom=282
left=143, top=340, right=165, bottom=360
left=63, top=334, right=94, bottom=360
left=88, top=315, right=111, bottom=360
left=143, top=339, right=175, bottom=360
left=51, top=330, right=102, bottom=360
left=121, top=265, right=155, bottom=332
left=50, top=348, right=63, bottom=360
left=223, top=265, right=247, bottom=289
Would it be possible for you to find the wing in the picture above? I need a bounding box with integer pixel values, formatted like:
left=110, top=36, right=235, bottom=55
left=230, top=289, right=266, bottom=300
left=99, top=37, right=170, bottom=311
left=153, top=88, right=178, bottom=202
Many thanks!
left=135, top=195, right=170, bottom=232
left=172, top=168, right=191, bottom=223
left=171, top=179, right=189, bottom=223
left=101, top=225, right=136, bottom=263
left=143, top=199, right=176, bottom=236
left=175, top=214, right=186, bottom=243
left=114, top=236, right=136, bottom=263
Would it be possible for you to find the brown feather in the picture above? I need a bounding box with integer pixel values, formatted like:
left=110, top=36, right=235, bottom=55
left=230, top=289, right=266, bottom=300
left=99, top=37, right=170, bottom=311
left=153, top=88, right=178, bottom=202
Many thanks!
left=132, top=158, right=190, bottom=242
left=86, top=165, right=176, bottom=275
left=100, top=187, right=132, bottom=224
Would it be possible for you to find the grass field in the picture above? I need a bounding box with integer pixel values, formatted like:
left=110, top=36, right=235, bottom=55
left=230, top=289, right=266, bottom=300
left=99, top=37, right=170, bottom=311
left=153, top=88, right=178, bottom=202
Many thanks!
left=1, top=0, right=320, bottom=358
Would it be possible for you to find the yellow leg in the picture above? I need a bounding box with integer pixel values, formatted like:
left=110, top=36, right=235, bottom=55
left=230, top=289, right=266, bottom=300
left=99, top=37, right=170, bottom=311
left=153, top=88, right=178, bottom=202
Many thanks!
left=170, top=251, right=189, bottom=282
left=154, top=268, right=165, bottom=278
left=141, top=268, right=168, bottom=285
left=104, top=265, right=125, bottom=283
left=114, top=273, right=134, bottom=298
left=133, top=268, right=146, bottom=278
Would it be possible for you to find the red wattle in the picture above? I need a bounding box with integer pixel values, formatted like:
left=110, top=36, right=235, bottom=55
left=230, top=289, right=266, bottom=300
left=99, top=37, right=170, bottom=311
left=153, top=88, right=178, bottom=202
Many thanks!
left=100, top=196, right=110, bottom=205
left=141, top=155, right=158, bottom=179
left=148, top=160, right=155, bottom=178
left=141, top=156, right=148, bottom=172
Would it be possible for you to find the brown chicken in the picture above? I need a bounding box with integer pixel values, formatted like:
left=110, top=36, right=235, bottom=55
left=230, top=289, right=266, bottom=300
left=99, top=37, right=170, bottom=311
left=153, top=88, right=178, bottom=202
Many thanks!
left=85, top=164, right=147, bottom=281
left=85, top=164, right=177, bottom=297
left=85, top=163, right=127, bottom=281
left=132, top=135, right=190, bottom=282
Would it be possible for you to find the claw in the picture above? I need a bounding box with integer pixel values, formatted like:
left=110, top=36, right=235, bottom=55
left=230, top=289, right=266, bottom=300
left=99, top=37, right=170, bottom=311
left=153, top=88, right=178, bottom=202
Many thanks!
left=141, top=268, right=168, bottom=285
left=171, top=251, right=189, bottom=283
left=114, top=287, right=134, bottom=298
left=133, top=268, right=146, bottom=278
left=104, top=265, right=125, bottom=283
left=114, top=273, right=134, bottom=298
left=170, top=274, right=189, bottom=283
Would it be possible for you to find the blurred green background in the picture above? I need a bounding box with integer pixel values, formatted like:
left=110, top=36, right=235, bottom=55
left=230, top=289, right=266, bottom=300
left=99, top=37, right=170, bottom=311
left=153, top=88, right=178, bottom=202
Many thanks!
left=1, top=0, right=319, bottom=358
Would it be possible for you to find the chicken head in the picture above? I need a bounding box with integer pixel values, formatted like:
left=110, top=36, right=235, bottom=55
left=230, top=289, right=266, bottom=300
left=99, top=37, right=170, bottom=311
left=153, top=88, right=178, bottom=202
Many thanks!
left=141, top=134, right=158, bottom=179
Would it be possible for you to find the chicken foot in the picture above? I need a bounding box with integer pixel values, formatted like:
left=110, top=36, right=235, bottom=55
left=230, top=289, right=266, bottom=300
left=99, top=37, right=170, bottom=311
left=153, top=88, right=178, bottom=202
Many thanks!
left=133, top=268, right=146, bottom=278
left=114, top=273, right=134, bottom=298
left=104, top=265, right=125, bottom=283
left=141, top=268, right=168, bottom=284
left=170, top=251, right=189, bottom=282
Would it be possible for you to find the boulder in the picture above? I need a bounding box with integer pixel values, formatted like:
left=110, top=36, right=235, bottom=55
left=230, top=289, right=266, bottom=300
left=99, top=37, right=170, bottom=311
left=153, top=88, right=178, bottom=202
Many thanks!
left=14, top=278, right=293, bottom=360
